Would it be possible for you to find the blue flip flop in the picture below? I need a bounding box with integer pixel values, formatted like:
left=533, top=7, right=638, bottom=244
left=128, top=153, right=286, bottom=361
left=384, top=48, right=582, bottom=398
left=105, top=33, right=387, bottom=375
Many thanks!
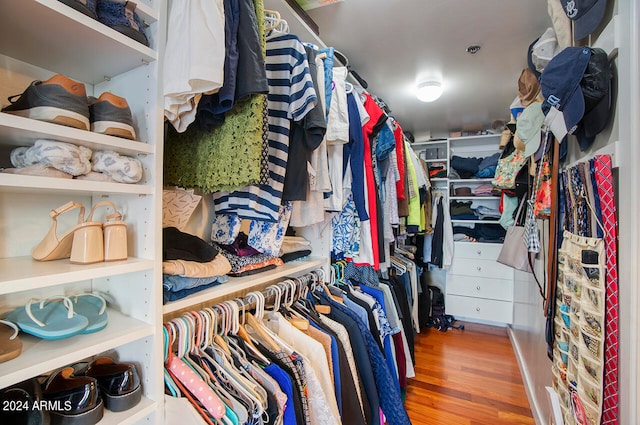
left=6, top=297, right=89, bottom=340
left=71, top=293, right=108, bottom=334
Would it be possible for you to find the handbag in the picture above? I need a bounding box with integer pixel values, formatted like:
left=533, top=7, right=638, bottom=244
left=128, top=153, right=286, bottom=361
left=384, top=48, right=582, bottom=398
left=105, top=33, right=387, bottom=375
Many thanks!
left=523, top=131, right=550, bottom=253
left=491, top=142, right=528, bottom=189
left=497, top=198, right=531, bottom=272
left=524, top=199, right=541, bottom=253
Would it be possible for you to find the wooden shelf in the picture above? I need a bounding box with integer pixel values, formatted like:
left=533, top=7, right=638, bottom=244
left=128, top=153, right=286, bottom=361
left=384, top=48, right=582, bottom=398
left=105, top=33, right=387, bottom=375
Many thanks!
left=0, top=0, right=157, bottom=85
left=0, top=308, right=154, bottom=389
left=163, top=258, right=327, bottom=314
left=0, top=257, right=154, bottom=295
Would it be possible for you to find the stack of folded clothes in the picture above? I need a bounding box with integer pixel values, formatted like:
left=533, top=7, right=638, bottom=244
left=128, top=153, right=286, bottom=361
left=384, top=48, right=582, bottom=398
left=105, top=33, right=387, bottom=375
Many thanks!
left=473, top=183, right=497, bottom=196
left=450, top=152, right=501, bottom=179
left=162, top=227, right=231, bottom=304
left=4, top=140, right=143, bottom=183
left=278, top=236, right=312, bottom=263
left=214, top=233, right=284, bottom=277
left=452, top=224, right=506, bottom=243
left=450, top=200, right=477, bottom=220
left=474, top=205, right=501, bottom=220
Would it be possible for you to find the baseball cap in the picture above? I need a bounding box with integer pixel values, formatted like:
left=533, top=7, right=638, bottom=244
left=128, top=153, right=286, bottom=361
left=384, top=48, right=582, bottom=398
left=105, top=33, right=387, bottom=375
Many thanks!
left=515, top=102, right=545, bottom=158
left=576, top=48, right=614, bottom=150
left=540, top=47, right=591, bottom=142
left=561, top=0, right=608, bottom=42
left=530, top=28, right=561, bottom=74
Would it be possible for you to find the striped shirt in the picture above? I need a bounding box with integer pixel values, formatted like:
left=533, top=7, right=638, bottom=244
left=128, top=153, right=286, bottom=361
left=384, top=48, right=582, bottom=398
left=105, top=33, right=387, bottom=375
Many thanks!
left=214, top=32, right=317, bottom=221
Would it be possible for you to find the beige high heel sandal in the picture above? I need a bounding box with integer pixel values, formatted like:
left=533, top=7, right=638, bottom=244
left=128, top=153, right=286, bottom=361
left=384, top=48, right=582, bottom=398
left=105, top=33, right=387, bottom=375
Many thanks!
left=87, top=201, right=128, bottom=262
left=31, top=201, right=103, bottom=263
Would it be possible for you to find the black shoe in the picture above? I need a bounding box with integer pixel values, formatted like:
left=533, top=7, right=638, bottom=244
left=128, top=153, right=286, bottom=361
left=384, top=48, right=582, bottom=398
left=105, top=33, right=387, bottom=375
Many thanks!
left=84, top=357, right=141, bottom=412
left=58, top=0, right=98, bottom=19
left=0, top=377, right=51, bottom=425
left=42, top=368, right=103, bottom=425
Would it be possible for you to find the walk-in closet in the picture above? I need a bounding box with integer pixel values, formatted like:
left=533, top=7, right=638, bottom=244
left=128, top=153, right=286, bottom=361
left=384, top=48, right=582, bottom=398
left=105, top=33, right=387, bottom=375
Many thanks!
left=0, top=1, right=636, bottom=425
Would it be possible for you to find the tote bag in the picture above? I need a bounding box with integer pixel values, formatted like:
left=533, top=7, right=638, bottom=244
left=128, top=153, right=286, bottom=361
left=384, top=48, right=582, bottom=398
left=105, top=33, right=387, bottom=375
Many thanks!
left=497, top=198, right=531, bottom=272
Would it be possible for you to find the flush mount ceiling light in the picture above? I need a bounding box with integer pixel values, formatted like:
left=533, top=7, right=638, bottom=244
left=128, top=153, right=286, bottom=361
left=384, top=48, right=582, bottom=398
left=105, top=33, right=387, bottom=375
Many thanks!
left=416, top=81, right=443, bottom=102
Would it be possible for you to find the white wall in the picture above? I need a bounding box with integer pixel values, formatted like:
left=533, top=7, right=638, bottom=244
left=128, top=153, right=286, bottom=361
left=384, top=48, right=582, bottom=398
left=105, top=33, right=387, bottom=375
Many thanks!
left=509, top=2, right=639, bottom=423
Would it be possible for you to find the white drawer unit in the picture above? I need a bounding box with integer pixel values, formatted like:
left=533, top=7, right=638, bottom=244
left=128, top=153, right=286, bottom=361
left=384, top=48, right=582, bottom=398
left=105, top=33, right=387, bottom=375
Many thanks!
left=453, top=241, right=503, bottom=260
left=448, top=258, right=514, bottom=280
left=446, top=294, right=514, bottom=324
left=446, top=242, right=515, bottom=324
left=447, top=274, right=514, bottom=302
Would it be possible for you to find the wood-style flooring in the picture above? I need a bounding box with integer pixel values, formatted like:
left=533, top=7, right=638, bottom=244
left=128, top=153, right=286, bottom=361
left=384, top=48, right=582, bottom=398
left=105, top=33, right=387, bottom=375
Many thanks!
left=405, top=323, right=535, bottom=425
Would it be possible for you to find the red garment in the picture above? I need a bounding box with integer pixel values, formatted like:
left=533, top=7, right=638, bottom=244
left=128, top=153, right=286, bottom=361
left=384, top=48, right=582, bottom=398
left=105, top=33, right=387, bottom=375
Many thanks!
left=358, top=94, right=385, bottom=270
left=392, top=332, right=407, bottom=389
left=393, top=122, right=406, bottom=199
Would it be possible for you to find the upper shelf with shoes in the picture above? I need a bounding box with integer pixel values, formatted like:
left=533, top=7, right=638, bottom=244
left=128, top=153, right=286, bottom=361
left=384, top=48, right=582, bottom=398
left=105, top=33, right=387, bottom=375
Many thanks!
left=0, top=0, right=158, bottom=85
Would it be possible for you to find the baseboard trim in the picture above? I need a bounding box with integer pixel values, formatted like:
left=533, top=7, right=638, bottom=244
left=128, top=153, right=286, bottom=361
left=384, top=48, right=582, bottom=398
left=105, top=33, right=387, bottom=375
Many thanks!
left=507, top=325, right=547, bottom=425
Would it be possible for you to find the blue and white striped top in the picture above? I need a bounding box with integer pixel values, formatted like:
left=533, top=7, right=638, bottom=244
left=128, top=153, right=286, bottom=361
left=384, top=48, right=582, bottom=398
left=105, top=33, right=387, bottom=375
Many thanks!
left=213, top=32, right=318, bottom=222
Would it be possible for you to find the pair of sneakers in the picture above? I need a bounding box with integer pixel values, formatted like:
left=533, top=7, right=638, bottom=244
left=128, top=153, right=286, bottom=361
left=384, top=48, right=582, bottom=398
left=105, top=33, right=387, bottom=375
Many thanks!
left=2, top=74, right=137, bottom=140
left=59, top=0, right=149, bottom=46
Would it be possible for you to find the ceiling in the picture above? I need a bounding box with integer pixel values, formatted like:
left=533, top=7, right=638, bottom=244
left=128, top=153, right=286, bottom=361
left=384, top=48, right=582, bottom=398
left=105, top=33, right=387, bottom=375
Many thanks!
left=297, top=0, right=552, bottom=140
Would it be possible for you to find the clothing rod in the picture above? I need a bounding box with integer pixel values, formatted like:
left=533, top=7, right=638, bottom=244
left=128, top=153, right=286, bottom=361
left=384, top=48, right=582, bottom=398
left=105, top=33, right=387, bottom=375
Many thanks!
left=164, top=269, right=323, bottom=323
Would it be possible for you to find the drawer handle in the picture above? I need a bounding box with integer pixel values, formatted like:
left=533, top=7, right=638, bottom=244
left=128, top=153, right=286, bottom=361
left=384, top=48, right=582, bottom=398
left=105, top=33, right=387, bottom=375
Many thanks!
left=476, top=266, right=482, bottom=272
left=476, top=285, right=481, bottom=291
left=477, top=250, right=482, bottom=255
left=476, top=307, right=481, bottom=312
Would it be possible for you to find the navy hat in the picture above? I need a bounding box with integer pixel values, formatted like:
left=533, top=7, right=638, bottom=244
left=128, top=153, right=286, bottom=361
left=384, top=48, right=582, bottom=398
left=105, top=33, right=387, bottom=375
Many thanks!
left=561, top=0, right=608, bottom=41
left=540, top=47, right=591, bottom=142
left=576, top=48, right=614, bottom=150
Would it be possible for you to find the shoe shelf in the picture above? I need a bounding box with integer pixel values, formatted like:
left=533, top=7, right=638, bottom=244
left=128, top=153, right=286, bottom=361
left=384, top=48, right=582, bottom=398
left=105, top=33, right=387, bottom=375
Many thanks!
left=0, top=173, right=154, bottom=195
left=0, top=257, right=155, bottom=295
left=99, top=396, right=156, bottom=425
left=163, top=257, right=328, bottom=315
left=0, top=112, right=155, bottom=156
left=0, top=0, right=157, bottom=85
left=0, top=308, right=154, bottom=389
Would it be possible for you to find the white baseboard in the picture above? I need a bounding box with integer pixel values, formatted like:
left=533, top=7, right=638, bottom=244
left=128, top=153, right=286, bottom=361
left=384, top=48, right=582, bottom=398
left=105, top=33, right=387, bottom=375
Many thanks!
left=507, top=326, right=548, bottom=425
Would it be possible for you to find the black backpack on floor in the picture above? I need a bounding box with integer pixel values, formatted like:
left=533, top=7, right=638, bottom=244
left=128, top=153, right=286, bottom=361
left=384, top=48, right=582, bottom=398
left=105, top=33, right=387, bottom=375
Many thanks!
left=427, top=285, right=463, bottom=332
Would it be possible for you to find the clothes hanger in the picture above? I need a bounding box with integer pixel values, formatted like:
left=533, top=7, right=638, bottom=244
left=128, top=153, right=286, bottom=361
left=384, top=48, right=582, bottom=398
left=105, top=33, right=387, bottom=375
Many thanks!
left=308, top=270, right=332, bottom=314
left=201, top=303, right=264, bottom=418
left=229, top=296, right=266, bottom=360
left=274, top=19, right=289, bottom=34
left=218, top=301, right=267, bottom=417
left=279, top=279, right=310, bottom=331
left=163, top=325, right=181, bottom=397
left=263, top=9, right=281, bottom=32
left=167, top=316, right=227, bottom=422
left=213, top=304, right=233, bottom=356
left=245, top=312, right=282, bottom=352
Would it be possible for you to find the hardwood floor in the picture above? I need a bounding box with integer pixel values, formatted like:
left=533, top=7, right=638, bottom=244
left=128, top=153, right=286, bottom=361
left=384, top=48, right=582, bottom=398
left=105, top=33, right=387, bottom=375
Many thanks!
left=405, top=323, right=534, bottom=425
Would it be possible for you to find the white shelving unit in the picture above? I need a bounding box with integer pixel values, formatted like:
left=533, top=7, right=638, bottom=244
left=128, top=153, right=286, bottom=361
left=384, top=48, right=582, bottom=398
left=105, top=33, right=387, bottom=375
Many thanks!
left=412, top=134, right=514, bottom=324
left=0, top=1, right=165, bottom=423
